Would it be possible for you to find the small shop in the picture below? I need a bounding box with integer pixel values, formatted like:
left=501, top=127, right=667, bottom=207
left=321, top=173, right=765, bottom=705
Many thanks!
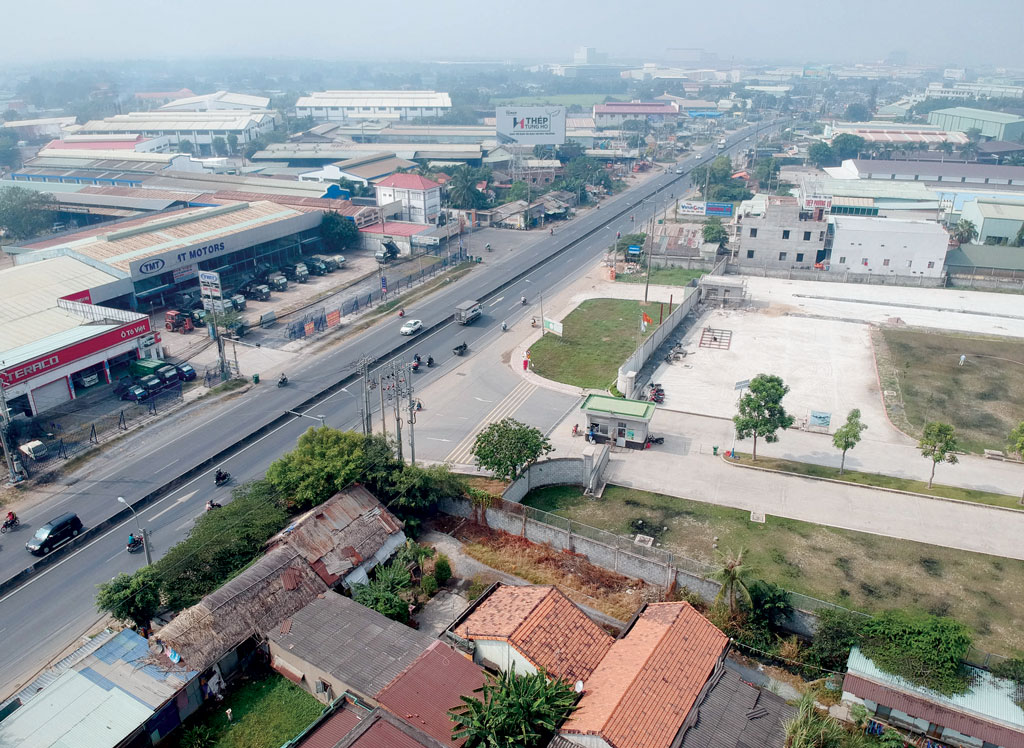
left=579, top=394, right=655, bottom=450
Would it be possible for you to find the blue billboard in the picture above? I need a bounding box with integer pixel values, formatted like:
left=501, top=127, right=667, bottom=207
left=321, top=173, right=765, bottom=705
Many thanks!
left=705, top=202, right=734, bottom=217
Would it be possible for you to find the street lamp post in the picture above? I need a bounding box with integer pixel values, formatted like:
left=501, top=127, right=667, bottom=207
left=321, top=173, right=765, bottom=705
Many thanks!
left=117, top=496, right=152, bottom=566
left=287, top=410, right=327, bottom=428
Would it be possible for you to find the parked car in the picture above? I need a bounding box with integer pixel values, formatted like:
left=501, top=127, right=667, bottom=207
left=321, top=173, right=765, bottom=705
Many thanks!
left=154, top=364, right=180, bottom=386
left=175, top=363, right=197, bottom=381
left=122, top=384, right=149, bottom=402
left=244, top=284, right=271, bottom=301
left=305, top=256, right=328, bottom=275
left=326, top=255, right=346, bottom=270
left=400, top=319, right=423, bottom=336
left=136, top=374, right=163, bottom=394
left=114, top=375, right=136, bottom=397
left=26, top=512, right=83, bottom=555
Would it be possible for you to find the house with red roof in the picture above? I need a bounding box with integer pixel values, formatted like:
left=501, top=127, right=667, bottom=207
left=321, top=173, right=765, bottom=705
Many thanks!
left=374, top=173, right=441, bottom=224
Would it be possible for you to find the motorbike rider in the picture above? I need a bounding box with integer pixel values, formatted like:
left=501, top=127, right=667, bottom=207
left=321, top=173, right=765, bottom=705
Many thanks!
left=215, top=469, right=227, bottom=484
left=5, top=510, right=17, bottom=527
left=279, top=373, right=288, bottom=385
left=521, top=295, right=527, bottom=305
left=128, top=532, right=138, bottom=547
left=206, top=500, right=220, bottom=511
left=426, top=356, right=434, bottom=366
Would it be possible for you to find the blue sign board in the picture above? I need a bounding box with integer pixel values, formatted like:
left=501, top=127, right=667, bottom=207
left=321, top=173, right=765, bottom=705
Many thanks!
left=627, top=245, right=642, bottom=255
left=381, top=275, right=388, bottom=293
left=705, top=202, right=734, bottom=217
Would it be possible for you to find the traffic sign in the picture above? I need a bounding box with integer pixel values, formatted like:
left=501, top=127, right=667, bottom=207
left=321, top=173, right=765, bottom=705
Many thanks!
left=734, top=379, right=750, bottom=390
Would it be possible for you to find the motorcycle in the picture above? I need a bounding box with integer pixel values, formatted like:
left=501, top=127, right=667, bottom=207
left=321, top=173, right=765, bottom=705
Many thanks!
left=452, top=342, right=468, bottom=356
left=521, top=296, right=527, bottom=305
left=398, top=309, right=405, bottom=317
left=646, top=435, right=665, bottom=446
left=206, top=500, right=222, bottom=512
left=215, top=471, right=231, bottom=487
left=278, top=375, right=289, bottom=388
left=127, top=537, right=144, bottom=553
left=426, top=356, right=435, bottom=367
left=501, top=322, right=507, bottom=332
left=1, top=517, right=19, bottom=534
left=411, top=360, right=420, bottom=372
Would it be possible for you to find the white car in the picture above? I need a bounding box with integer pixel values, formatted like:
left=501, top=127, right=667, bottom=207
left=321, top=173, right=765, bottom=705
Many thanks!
left=400, top=319, right=423, bottom=336
left=695, top=153, right=702, bottom=159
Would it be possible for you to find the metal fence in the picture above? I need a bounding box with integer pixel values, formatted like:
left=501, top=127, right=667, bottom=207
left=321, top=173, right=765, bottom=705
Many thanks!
left=278, top=248, right=470, bottom=341
left=23, top=384, right=184, bottom=465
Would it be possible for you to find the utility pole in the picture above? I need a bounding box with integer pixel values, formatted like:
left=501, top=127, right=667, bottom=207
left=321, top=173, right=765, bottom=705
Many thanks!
left=406, top=370, right=417, bottom=466
left=358, top=356, right=373, bottom=434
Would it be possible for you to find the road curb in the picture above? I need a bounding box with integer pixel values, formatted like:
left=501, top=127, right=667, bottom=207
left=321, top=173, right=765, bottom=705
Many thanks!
left=720, top=453, right=1024, bottom=515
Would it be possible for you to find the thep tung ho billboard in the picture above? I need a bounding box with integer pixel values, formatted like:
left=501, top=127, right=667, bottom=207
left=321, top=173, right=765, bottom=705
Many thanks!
left=495, top=106, right=566, bottom=146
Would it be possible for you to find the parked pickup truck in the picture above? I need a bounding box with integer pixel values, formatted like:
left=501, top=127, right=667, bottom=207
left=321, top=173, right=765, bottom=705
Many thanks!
left=454, top=300, right=481, bottom=325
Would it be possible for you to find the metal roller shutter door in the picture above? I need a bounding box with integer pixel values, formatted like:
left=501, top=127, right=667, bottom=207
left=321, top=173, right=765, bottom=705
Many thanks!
left=31, top=378, right=72, bottom=414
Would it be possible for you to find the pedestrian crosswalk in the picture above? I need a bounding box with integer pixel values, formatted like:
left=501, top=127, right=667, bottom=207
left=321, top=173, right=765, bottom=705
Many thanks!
left=444, top=380, right=537, bottom=465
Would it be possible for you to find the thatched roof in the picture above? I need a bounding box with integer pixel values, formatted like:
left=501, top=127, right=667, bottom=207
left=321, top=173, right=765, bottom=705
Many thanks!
left=268, top=485, right=404, bottom=586
left=158, top=545, right=327, bottom=672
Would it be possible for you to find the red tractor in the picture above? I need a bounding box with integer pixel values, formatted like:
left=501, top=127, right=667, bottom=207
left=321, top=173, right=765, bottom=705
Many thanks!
left=165, top=310, right=194, bottom=333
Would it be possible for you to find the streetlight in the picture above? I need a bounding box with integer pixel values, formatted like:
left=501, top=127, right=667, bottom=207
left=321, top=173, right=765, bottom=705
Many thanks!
left=117, top=496, right=151, bottom=566
left=287, top=410, right=327, bottom=428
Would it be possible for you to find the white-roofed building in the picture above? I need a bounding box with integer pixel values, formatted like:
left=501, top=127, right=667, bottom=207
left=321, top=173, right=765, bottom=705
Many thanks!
left=960, top=197, right=1024, bottom=244
left=159, top=90, right=271, bottom=111
left=78, top=111, right=279, bottom=155
left=294, top=90, right=452, bottom=121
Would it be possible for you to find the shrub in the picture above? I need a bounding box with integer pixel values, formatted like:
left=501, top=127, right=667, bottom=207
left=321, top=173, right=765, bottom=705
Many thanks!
left=434, top=555, right=452, bottom=585
left=803, top=608, right=864, bottom=672
left=180, top=725, right=216, bottom=748
left=748, top=580, right=792, bottom=631
left=421, top=574, right=438, bottom=597
left=859, top=610, right=972, bottom=695
left=991, top=657, right=1024, bottom=684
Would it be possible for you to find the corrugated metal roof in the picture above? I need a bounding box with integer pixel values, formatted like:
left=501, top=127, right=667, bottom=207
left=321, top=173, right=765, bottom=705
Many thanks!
left=847, top=647, right=1024, bottom=732
left=80, top=111, right=273, bottom=133
left=0, top=669, right=153, bottom=748
left=334, top=709, right=447, bottom=748
left=973, top=197, right=1024, bottom=220
left=678, top=666, right=793, bottom=748
left=159, top=90, right=270, bottom=110
left=296, top=91, right=451, bottom=109
left=930, top=107, right=1024, bottom=125
left=294, top=704, right=364, bottom=748
left=945, top=244, right=1024, bottom=271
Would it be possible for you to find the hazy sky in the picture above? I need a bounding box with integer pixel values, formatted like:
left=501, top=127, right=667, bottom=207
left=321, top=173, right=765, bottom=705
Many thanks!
left=3, top=0, right=1022, bottom=68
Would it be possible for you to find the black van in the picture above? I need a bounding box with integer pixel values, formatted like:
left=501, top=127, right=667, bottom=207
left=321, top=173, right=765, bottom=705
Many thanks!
left=26, top=513, right=83, bottom=555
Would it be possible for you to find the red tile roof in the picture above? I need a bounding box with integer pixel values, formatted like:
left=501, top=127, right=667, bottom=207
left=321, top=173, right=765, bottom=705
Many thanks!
left=376, top=641, right=486, bottom=746
left=375, top=173, right=441, bottom=191
left=453, top=585, right=614, bottom=683
left=561, top=602, right=728, bottom=748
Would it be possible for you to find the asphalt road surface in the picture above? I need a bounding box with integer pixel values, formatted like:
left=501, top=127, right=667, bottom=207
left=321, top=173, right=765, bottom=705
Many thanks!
left=0, top=122, right=778, bottom=698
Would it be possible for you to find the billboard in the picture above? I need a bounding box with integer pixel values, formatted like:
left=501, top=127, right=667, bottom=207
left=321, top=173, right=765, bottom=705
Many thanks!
left=705, top=202, right=734, bottom=217
left=495, top=106, right=566, bottom=146
left=677, top=200, right=706, bottom=216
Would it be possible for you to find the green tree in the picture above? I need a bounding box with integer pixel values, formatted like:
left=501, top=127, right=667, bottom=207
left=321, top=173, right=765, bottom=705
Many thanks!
left=832, top=409, right=867, bottom=475
left=353, top=557, right=412, bottom=623
left=447, top=165, right=487, bottom=209
left=702, top=216, right=728, bottom=246
left=919, top=422, right=959, bottom=488
left=505, top=181, right=530, bottom=203
left=450, top=668, right=577, bottom=748
left=241, top=138, right=265, bottom=161
left=211, top=136, right=228, bottom=157
left=385, top=463, right=467, bottom=511
left=965, top=127, right=983, bottom=143
left=556, top=141, right=584, bottom=161
left=0, top=132, right=21, bottom=170
left=859, top=610, right=972, bottom=695
left=807, top=141, right=836, bottom=167
left=733, top=374, right=795, bottom=460
left=844, top=102, right=871, bottom=122
left=154, top=480, right=287, bottom=611
left=959, top=141, right=980, bottom=160
left=951, top=219, right=978, bottom=245
left=434, top=555, right=452, bottom=585
left=803, top=609, right=864, bottom=671
left=96, top=566, right=162, bottom=630
left=784, top=693, right=846, bottom=748
left=0, top=186, right=56, bottom=239
left=320, top=210, right=360, bottom=251
left=177, top=138, right=195, bottom=156
left=1008, top=421, right=1024, bottom=460
left=832, top=133, right=866, bottom=161
left=471, top=417, right=553, bottom=482
left=712, top=548, right=752, bottom=617
left=226, top=133, right=238, bottom=155
left=266, top=427, right=367, bottom=509
left=937, top=141, right=954, bottom=161
left=753, top=157, right=780, bottom=189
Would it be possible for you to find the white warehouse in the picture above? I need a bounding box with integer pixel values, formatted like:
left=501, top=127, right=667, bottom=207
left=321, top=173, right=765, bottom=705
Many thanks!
left=294, top=90, right=452, bottom=121
left=828, top=217, right=949, bottom=278
left=77, top=111, right=279, bottom=155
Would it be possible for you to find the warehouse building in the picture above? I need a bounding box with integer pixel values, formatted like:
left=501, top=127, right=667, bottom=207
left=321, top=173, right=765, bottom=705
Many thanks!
left=8, top=201, right=324, bottom=310
left=158, top=90, right=271, bottom=112
left=76, top=111, right=279, bottom=154
left=294, top=90, right=452, bottom=121
left=0, top=257, right=155, bottom=417
left=927, top=107, right=1024, bottom=142
left=10, top=149, right=204, bottom=187
left=827, top=159, right=1024, bottom=189
left=593, top=102, right=678, bottom=128
left=960, top=197, right=1024, bottom=244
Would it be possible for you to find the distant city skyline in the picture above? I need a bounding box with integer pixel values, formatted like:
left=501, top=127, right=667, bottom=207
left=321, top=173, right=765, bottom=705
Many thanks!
left=1, top=0, right=1022, bottom=69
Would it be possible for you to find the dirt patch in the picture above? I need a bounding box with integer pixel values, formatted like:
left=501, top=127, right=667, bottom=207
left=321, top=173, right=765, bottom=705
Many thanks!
left=441, top=519, right=659, bottom=621
left=461, top=475, right=509, bottom=496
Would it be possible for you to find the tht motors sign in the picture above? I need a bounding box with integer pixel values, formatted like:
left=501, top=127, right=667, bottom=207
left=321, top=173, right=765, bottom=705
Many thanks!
left=495, top=106, right=566, bottom=146
left=1, top=318, right=152, bottom=388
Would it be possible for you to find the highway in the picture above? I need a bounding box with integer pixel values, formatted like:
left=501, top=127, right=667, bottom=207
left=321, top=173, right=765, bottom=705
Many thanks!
left=0, top=121, right=777, bottom=698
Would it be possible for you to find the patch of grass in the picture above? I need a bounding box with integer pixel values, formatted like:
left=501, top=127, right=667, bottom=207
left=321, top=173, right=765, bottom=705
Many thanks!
left=615, top=267, right=707, bottom=286
left=528, top=298, right=661, bottom=389
left=878, top=328, right=1024, bottom=453
left=208, top=378, right=247, bottom=395
left=729, top=452, right=1020, bottom=509
left=521, top=483, right=1024, bottom=657
left=171, top=674, right=323, bottom=748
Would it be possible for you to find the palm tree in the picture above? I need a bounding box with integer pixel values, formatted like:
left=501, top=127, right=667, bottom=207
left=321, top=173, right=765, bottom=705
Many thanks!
left=446, top=166, right=482, bottom=210
left=712, top=548, right=753, bottom=617
left=959, top=142, right=979, bottom=161
left=784, top=693, right=846, bottom=748
left=938, top=142, right=954, bottom=162
left=951, top=219, right=978, bottom=245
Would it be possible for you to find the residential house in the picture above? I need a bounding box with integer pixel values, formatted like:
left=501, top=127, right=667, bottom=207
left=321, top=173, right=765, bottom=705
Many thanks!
left=559, top=602, right=729, bottom=748
left=329, top=708, right=451, bottom=748
left=374, top=173, right=442, bottom=224
left=842, top=647, right=1024, bottom=748
left=299, top=152, right=417, bottom=186
left=267, top=591, right=434, bottom=705
left=450, top=583, right=614, bottom=683
left=267, top=485, right=406, bottom=589
left=0, top=629, right=199, bottom=748
left=157, top=544, right=328, bottom=673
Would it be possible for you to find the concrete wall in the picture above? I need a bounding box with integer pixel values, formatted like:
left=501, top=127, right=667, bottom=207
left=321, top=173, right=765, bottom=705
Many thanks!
left=617, top=286, right=700, bottom=397
left=502, top=458, right=588, bottom=503
left=726, top=263, right=946, bottom=288
left=473, top=639, right=536, bottom=676
left=652, top=256, right=718, bottom=271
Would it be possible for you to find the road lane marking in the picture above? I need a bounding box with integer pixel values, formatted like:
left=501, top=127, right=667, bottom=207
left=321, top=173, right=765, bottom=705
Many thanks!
left=146, top=490, right=198, bottom=522
left=445, top=381, right=537, bottom=464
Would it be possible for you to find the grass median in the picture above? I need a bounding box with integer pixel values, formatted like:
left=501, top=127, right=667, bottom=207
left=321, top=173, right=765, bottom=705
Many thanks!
left=729, top=452, right=1022, bottom=510
left=528, top=298, right=659, bottom=389
left=523, top=484, right=1024, bottom=657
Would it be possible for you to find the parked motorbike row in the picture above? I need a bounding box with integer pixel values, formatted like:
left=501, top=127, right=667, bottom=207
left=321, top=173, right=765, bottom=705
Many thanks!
left=648, top=383, right=665, bottom=403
